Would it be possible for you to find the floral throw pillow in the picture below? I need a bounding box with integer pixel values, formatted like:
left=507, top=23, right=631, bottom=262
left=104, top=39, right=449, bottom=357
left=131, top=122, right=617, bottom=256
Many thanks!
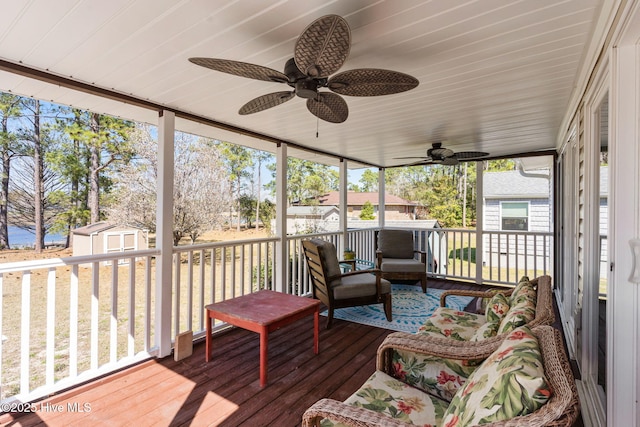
left=469, top=321, right=500, bottom=342
left=320, top=370, right=449, bottom=427
left=391, top=350, right=477, bottom=401
left=510, top=276, right=534, bottom=303
left=485, top=292, right=510, bottom=324
left=441, top=326, right=552, bottom=427
left=497, top=297, right=536, bottom=334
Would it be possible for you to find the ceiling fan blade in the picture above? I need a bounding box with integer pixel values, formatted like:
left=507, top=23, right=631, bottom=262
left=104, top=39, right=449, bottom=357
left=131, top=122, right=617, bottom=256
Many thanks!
left=328, top=69, right=419, bottom=96
left=306, top=92, right=348, bottom=123
left=295, top=15, right=350, bottom=78
left=189, top=58, right=288, bottom=83
left=239, top=91, right=295, bottom=115
left=404, top=160, right=434, bottom=167
left=393, top=156, right=431, bottom=160
left=454, top=151, right=490, bottom=160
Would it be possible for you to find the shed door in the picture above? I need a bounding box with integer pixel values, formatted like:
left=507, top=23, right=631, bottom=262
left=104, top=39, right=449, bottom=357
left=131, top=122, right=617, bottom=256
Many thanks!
left=104, top=231, right=138, bottom=263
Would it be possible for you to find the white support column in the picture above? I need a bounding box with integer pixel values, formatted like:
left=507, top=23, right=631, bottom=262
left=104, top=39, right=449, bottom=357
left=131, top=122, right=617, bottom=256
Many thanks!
left=475, top=161, right=484, bottom=285
left=275, top=143, right=287, bottom=293
left=378, top=168, right=385, bottom=228
left=339, top=159, right=348, bottom=253
left=156, top=110, right=174, bottom=357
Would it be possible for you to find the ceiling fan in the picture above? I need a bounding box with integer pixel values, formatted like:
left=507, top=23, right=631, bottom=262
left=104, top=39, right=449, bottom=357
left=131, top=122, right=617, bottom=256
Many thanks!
left=189, top=14, right=419, bottom=123
left=396, top=142, right=490, bottom=165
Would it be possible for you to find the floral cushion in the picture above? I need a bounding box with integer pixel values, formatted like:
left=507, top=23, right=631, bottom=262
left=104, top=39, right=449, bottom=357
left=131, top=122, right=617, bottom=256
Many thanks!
left=510, top=276, right=534, bottom=304
left=321, top=370, right=450, bottom=426
left=485, top=292, right=510, bottom=324
left=469, top=321, right=500, bottom=342
left=391, top=350, right=477, bottom=401
left=497, top=297, right=536, bottom=334
left=441, top=326, right=552, bottom=427
left=417, top=308, right=487, bottom=341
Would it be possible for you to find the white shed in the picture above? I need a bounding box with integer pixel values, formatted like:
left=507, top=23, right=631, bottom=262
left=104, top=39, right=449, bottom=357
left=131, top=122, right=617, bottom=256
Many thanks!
left=71, top=222, right=148, bottom=261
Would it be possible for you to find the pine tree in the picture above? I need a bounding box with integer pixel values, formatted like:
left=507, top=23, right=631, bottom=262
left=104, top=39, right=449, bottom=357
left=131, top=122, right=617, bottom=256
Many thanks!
left=359, top=200, right=375, bottom=220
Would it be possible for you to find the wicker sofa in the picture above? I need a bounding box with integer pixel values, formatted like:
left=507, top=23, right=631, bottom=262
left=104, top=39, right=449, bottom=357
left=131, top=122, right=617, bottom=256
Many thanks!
left=302, top=325, right=580, bottom=427
left=416, top=275, right=555, bottom=344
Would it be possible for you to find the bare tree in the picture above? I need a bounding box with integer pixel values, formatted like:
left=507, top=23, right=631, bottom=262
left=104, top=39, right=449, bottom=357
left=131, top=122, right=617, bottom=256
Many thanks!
left=9, top=156, right=65, bottom=247
left=107, top=125, right=229, bottom=245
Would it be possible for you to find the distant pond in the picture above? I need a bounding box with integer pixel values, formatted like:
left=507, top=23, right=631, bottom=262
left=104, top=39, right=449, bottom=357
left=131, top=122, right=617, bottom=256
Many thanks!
left=6, top=226, right=65, bottom=248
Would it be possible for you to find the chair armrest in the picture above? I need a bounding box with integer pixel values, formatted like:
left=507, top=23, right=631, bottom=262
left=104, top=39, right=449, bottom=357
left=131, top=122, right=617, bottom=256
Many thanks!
left=376, top=331, right=504, bottom=374
left=439, top=288, right=511, bottom=307
left=340, top=268, right=383, bottom=278
left=529, top=275, right=555, bottom=327
left=375, top=250, right=383, bottom=268
left=302, top=398, right=413, bottom=427
left=338, top=259, right=356, bottom=271
left=414, top=250, right=427, bottom=263
left=327, top=269, right=386, bottom=296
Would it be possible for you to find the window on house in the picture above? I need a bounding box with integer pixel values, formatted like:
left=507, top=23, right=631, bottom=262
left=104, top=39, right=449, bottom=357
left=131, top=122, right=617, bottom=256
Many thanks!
left=501, top=202, right=529, bottom=230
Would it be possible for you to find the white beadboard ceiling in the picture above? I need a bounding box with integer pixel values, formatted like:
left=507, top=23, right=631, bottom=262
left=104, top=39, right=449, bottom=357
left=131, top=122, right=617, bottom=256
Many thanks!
left=0, top=0, right=604, bottom=169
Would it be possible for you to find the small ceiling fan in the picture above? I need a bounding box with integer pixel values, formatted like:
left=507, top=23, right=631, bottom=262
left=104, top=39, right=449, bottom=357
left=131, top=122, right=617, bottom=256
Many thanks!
left=396, top=142, right=489, bottom=165
left=189, top=14, right=419, bottom=123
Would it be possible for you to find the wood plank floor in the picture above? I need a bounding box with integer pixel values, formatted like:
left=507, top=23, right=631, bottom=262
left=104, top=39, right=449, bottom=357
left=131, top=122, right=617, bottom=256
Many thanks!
left=0, top=280, right=579, bottom=427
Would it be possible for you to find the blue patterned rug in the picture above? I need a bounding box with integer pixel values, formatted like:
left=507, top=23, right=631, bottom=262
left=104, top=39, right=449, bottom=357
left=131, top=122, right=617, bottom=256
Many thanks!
left=322, top=284, right=474, bottom=333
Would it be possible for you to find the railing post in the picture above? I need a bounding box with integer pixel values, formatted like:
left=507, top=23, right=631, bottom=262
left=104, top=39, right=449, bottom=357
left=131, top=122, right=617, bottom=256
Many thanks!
left=378, top=168, right=385, bottom=228
left=20, top=271, right=31, bottom=394
left=475, top=161, right=484, bottom=285
left=156, top=110, right=174, bottom=357
left=275, top=143, right=287, bottom=293
left=339, top=159, right=348, bottom=253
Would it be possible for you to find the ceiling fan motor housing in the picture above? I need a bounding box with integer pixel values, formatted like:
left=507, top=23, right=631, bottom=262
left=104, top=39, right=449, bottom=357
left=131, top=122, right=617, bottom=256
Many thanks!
left=296, top=79, right=319, bottom=99
left=284, top=58, right=325, bottom=99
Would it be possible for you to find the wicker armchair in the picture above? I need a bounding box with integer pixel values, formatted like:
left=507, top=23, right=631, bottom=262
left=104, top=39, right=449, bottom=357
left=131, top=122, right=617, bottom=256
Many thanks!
left=302, top=325, right=580, bottom=427
left=439, top=275, right=553, bottom=319
left=411, top=275, right=555, bottom=347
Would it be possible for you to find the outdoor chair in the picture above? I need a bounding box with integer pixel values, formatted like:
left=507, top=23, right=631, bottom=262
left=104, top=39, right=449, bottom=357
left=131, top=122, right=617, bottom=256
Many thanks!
left=302, top=325, right=580, bottom=427
left=302, top=238, right=392, bottom=329
left=375, top=229, right=428, bottom=292
left=418, top=275, right=555, bottom=344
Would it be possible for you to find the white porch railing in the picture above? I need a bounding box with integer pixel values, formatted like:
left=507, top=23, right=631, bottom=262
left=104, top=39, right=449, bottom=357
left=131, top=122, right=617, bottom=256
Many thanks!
left=481, top=231, right=553, bottom=284
left=0, top=227, right=552, bottom=404
left=0, top=249, right=158, bottom=403
left=171, top=237, right=278, bottom=337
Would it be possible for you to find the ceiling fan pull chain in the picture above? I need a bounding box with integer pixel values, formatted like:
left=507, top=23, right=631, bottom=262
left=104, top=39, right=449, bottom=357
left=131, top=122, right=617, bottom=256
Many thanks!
left=316, top=94, right=320, bottom=138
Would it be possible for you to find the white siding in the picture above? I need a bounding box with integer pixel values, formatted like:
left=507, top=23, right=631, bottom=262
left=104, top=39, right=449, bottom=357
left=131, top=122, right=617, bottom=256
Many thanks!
left=484, top=198, right=550, bottom=232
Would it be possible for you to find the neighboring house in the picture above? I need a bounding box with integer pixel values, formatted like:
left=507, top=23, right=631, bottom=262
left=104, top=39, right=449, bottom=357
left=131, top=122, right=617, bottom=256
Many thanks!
left=483, top=169, right=552, bottom=232
left=311, top=191, right=417, bottom=220
left=482, top=169, right=552, bottom=270
left=72, top=222, right=149, bottom=264
left=482, top=167, right=608, bottom=277
left=285, top=206, right=339, bottom=234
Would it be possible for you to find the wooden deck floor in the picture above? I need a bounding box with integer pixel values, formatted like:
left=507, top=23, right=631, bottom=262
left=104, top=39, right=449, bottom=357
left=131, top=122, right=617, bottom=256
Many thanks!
left=0, top=280, right=578, bottom=427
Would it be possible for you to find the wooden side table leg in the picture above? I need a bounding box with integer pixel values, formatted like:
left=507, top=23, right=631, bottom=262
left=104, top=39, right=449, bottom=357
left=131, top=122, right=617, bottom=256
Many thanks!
left=313, top=308, right=319, bottom=354
left=205, top=310, right=212, bottom=362
left=259, top=326, right=268, bottom=387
